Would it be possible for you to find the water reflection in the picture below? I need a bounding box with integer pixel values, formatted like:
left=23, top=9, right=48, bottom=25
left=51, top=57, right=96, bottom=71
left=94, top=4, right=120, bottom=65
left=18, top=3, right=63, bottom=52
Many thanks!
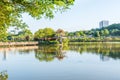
left=69, top=43, right=120, bottom=60
left=35, top=43, right=120, bottom=61
left=35, top=45, right=68, bottom=62
left=0, top=43, right=120, bottom=80
left=0, top=43, right=120, bottom=62
left=0, top=46, right=38, bottom=60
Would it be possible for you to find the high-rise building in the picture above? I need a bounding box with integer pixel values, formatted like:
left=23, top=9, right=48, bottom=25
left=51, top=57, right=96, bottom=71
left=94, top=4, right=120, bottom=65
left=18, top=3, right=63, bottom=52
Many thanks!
left=99, top=20, right=109, bottom=28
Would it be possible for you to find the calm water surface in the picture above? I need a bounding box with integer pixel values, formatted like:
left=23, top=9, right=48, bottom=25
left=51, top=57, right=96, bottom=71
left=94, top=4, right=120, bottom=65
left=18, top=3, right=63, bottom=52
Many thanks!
left=0, top=43, right=120, bottom=80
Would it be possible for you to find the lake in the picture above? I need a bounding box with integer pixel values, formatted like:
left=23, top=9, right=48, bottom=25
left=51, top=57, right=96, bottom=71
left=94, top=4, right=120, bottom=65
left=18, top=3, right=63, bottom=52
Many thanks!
left=0, top=43, right=120, bottom=80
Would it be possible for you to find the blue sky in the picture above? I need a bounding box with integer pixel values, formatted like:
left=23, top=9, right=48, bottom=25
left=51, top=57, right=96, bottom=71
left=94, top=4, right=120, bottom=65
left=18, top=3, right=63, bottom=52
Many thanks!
left=22, top=0, right=120, bottom=33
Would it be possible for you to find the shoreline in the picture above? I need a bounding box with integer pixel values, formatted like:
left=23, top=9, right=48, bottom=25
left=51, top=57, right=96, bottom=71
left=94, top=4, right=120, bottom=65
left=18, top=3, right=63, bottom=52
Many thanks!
left=0, top=41, right=120, bottom=46
left=69, top=42, right=120, bottom=45
left=0, top=42, right=38, bottom=46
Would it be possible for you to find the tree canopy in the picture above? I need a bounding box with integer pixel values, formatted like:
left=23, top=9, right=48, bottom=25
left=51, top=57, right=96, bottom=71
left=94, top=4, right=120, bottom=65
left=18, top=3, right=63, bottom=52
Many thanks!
left=0, top=0, right=75, bottom=41
left=0, top=0, right=74, bottom=28
left=68, top=23, right=120, bottom=42
left=34, top=28, right=55, bottom=39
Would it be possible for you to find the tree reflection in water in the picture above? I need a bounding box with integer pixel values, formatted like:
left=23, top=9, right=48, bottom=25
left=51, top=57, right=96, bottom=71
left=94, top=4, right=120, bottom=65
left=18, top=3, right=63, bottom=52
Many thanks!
left=0, top=43, right=120, bottom=62
left=0, top=71, right=8, bottom=80
left=69, top=43, right=120, bottom=60
left=35, top=43, right=120, bottom=62
left=35, top=45, right=68, bottom=62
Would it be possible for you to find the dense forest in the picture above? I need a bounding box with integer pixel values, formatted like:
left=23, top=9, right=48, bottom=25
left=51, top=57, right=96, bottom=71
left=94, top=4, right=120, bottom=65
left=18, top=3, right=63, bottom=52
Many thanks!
left=68, top=23, right=120, bottom=42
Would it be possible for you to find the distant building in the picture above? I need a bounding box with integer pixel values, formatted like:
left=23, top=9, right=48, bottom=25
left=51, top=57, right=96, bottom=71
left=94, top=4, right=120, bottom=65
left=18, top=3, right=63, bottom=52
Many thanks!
left=99, top=20, right=109, bottom=28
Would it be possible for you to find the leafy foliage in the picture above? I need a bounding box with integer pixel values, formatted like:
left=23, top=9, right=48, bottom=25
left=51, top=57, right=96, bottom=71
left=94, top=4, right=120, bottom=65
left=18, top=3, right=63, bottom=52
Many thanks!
left=8, top=29, right=33, bottom=41
left=0, top=71, right=8, bottom=80
left=0, top=0, right=75, bottom=41
left=17, top=29, right=33, bottom=41
left=34, top=27, right=55, bottom=39
left=68, top=23, right=120, bottom=42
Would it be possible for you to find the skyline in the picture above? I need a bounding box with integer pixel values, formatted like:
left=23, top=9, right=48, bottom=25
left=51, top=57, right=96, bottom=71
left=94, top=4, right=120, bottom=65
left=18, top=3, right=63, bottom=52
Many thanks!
left=22, top=0, right=120, bottom=33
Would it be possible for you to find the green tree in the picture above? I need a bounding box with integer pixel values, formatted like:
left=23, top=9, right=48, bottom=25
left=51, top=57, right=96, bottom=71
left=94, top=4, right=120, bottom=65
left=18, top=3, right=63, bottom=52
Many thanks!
left=0, top=27, right=7, bottom=41
left=105, top=24, right=120, bottom=30
left=18, top=29, right=33, bottom=41
left=111, top=29, right=120, bottom=36
left=8, top=29, right=33, bottom=41
left=100, top=30, right=105, bottom=36
left=0, top=0, right=75, bottom=41
left=104, top=29, right=109, bottom=36
left=96, top=31, right=100, bottom=37
left=68, top=32, right=74, bottom=39
left=79, top=31, right=84, bottom=36
left=75, top=32, right=80, bottom=38
left=34, top=28, right=55, bottom=40
left=44, top=28, right=55, bottom=38
left=34, top=29, right=45, bottom=39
